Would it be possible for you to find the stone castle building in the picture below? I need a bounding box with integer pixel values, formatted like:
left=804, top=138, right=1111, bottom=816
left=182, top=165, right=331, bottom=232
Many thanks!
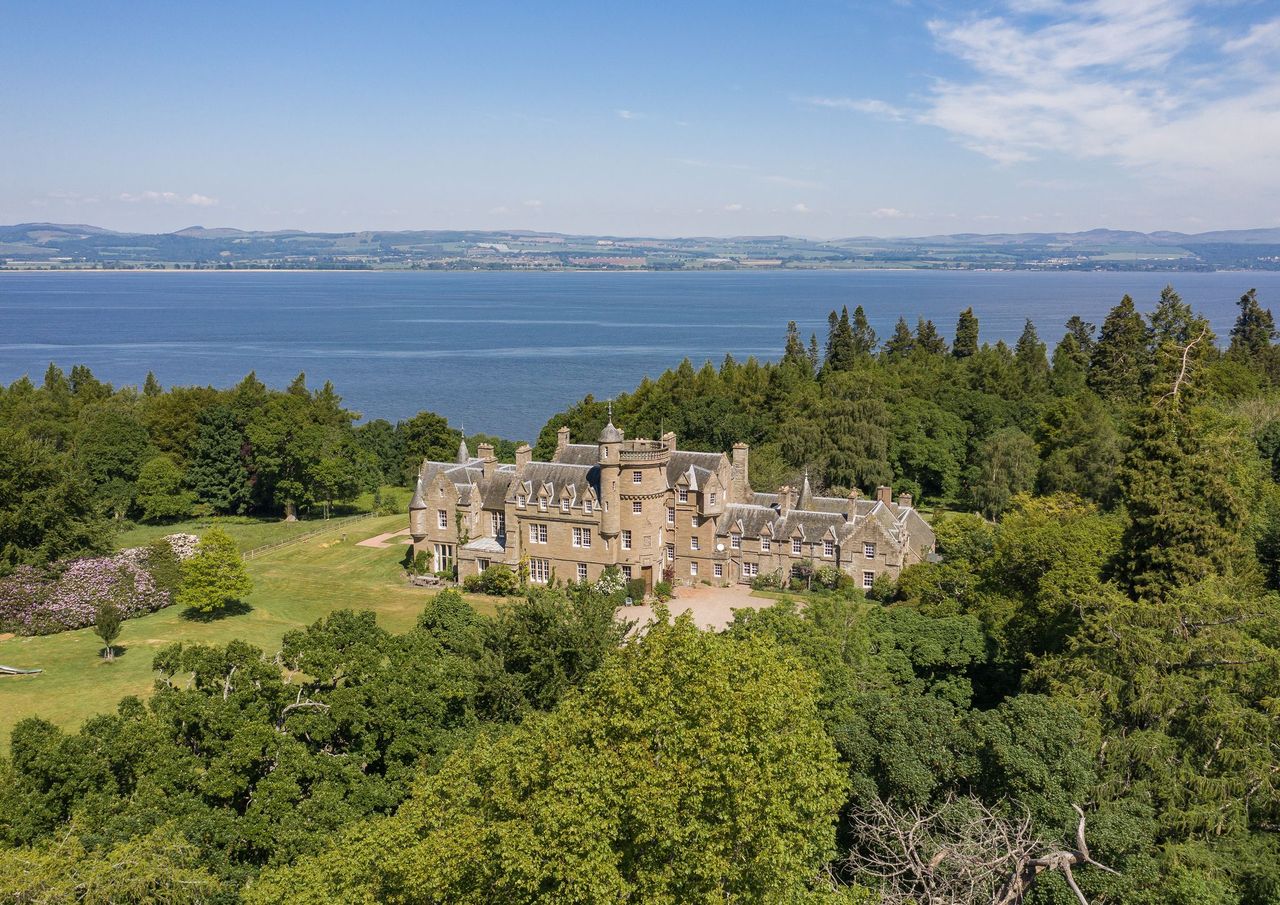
left=409, top=420, right=935, bottom=591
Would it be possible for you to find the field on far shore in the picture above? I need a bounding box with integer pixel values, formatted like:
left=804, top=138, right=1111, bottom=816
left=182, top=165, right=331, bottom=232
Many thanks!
left=0, top=514, right=500, bottom=749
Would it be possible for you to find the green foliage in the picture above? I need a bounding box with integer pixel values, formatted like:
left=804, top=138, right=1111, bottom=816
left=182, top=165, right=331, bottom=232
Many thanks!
left=249, top=617, right=845, bottom=904
left=952, top=307, right=979, bottom=358
left=93, top=596, right=123, bottom=661
left=462, top=564, right=520, bottom=596
left=969, top=427, right=1038, bottom=519
left=175, top=526, right=252, bottom=612
left=134, top=454, right=195, bottom=522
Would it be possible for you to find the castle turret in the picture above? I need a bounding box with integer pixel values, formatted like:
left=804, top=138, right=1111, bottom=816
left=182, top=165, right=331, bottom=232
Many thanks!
left=456, top=436, right=470, bottom=464
left=598, top=418, right=623, bottom=537
left=409, top=478, right=428, bottom=539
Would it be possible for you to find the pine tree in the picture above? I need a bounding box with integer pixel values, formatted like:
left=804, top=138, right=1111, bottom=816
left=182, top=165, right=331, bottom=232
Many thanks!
left=882, top=317, right=915, bottom=359
left=915, top=318, right=948, bottom=355
left=1064, top=315, right=1095, bottom=356
left=1229, top=288, right=1275, bottom=362
left=782, top=321, right=809, bottom=371
left=952, top=308, right=979, bottom=358
left=850, top=305, right=878, bottom=356
left=187, top=406, right=253, bottom=514
left=142, top=371, right=162, bottom=397
left=807, top=333, right=820, bottom=374
left=1049, top=332, right=1088, bottom=395
left=1014, top=319, right=1048, bottom=385
left=823, top=307, right=857, bottom=373
left=1088, top=295, right=1150, bottom=404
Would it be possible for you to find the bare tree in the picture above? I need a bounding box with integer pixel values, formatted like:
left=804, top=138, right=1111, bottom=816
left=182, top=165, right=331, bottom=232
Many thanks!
left=846, top=795, right=1117, bottom=905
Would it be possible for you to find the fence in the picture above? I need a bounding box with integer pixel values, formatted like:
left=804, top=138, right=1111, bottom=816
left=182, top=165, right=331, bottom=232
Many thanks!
left=242, top=512, right=383, bottom=560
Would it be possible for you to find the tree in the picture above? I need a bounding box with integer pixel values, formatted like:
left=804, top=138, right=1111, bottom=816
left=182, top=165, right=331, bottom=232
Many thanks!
left=248, top=616, right=845, bottom=904
left=186, top=406, right=253, bottom=514
left=851, top=304, right=878, bottom=356
left=823, top=306, right=858, bottom=374
left=135, top=454, right=194, bottom=522
left=175, top=527, right=252, bottom=613
left=915, top=317, right=948, bottom=355
left=142, top=370, right=162, bottom=397
left=883, top=317, right=916, bottom=359
left=953, top=307, right=980, bottom=358
left=94, top=596, right=123, bottom=661
left=73, top=407, right=152, bottom=520
left=1228, top=288, right=1277, bottom=383
left=397, top=410, right=462, bottom=481
left=1088, top=295, right=1149, bottom=403
left=970, top=428, right=1038, bottom=519
left=1014, top=319, right=1049, bottom=387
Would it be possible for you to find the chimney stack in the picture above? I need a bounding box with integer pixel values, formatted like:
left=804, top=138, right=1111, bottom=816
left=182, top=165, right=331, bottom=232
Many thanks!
left=876, top=485, right=892, bottom=506
left=515, top=443, right=532, bottom=470
left=897, top=491, right=913, bottom=509
left=779, top=485, right=794, bottom=515
left=556, top=425, right=570, bottom=457
left=731, top=442, right=750, bottom=501
left=846, top=488, right=860, bottom=522
left=478, top=442, right=496, bottom=479
left=661, top=431, right=677, bottom=452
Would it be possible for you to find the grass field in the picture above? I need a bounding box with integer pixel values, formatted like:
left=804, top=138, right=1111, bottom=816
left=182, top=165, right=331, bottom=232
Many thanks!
left=0, top=513, right=498, bottom=750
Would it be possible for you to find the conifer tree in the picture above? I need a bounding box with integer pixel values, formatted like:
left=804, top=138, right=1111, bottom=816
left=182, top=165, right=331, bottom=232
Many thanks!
left=882, top=317, right=915, bottom=359
left=142, top=371, right=162, bottom=397
left=851, top=304, right=878, bottom=356
left=952, top=307, right=979, bottom=358
left=1088, top=295, right=1150, bottom=403
left=807, top=333, right=820, bottom=374
left=782, top=321, right=809, bottom=371
left=1229, top=288, right=1276, bottom=368
left=915, top=318, right=948, bottom=355
left=1050, top=333, right=1088, bottom=394
left=1014, top=319, right=1049, bottom=385
left=823, top=307, right=857, bottom=373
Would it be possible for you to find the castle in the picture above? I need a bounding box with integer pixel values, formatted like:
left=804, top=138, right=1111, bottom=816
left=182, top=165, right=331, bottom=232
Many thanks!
left=409, top=419, right=935, bottom=591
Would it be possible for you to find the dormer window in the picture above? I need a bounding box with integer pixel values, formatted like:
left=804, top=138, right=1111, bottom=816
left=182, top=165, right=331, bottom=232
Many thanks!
left=709, top=492, right=717, bottom=506
left=539, top=498, right=548, bottom=511
left=584, top=500, right=594, bottom=514
left=678, top=488, right=689, bottom=503
left=761, top=536, right=771, bottom=552
left=731, top=533, right=741, bottom=550
left=561, top=500, right=570, bottom=513
left=516, top=494, right=526, bottom=508
left=792, top=538, right=802, bottom=555
left=823, top=540, right=834, bottom=558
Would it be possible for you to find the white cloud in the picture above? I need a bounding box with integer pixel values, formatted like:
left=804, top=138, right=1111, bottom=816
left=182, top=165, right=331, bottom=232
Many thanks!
left=723, top=203, right=745, bottom=211
left=802, top=96, right=907, bottom=120
left=791, top=203, right=811, bottom=213
left=616, top=109, right=644, bottom=120
left=522, top=199, right=543, bottom=208
left=119, top=190, right=218, bottom=206
left=871, top=207, right=908, bottom=219
left=814, top=2, right=1280, bottom=196
left=764, top=174, right=824, bottom=189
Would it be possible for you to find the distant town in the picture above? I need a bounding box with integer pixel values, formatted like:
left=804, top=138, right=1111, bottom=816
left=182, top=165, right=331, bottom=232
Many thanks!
left=4, top=223, right=1280, bottom=272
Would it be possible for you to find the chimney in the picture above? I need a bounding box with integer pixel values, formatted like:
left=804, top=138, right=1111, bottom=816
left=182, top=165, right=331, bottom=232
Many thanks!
left=556, top=425, right=570, bottom=457
left=661, top=430, right=677, bottom=452
left=731, top=442, right=749, bottom=501
left=897, top=491, right=913, bottom=509
left=478, top=442, right=496, bottom=479
left=876, top=485, right=892, bottom=506
left=515, top=443, right=532, bottom=470
left=779, top=485, right=794, bottom=515
left=846, top=489, right=860, bottom=522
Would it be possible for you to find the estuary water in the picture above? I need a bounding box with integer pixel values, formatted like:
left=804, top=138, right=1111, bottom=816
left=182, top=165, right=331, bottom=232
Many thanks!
left=3, top=269, right=1280, bottom=440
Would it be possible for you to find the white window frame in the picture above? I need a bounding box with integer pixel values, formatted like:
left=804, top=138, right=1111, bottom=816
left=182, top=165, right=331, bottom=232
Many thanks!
left=584, top=499, right=593, bottom=514
left=632, top=470, right=642, bottom=484
left=621, top=529, right=632, bottom=550
left=730, top=534, right=741, bottom=550
left=714, top=563, right=723, bottom=579
left=577, top=563, right=588, bottom=582
left=437, top=509, right=448, bottom=529
left=690, top=536, right=700, bottom=551
left=690, top=515, right=698, bottom=528
left=792, top=538, right=802, bottom=555
left=561, top=499, right=570, bottom=513
left=667, top=506, right=675, bottom=525
left=666, top=543, right=675, bottom=561
left=863, top=570, right=875, bottom=589
left=864, top=542, right=876, bottom=559
left=743, top=562, right=758, bottom=578
left=491, top=511, right=506, bottom=536
left=530, top=558, right=550, bottom=584
left=761, top=536, right=771, bottom=552
left=678, top=488, right=689, bottom=503
left=709, top=492, right=717, bottom=506
left=823, top=540, right=834, bottom=558
left=690, top=562, right=698, bottom=577
left=621, top=565, right=632, bottom=579
left=516, top=494, right=526, bottom=509
left=632, top=500, right=642, bottom=514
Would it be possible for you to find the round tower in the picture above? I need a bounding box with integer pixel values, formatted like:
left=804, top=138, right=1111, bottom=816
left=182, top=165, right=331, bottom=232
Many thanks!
left=598, top=418, right=624, bottom=537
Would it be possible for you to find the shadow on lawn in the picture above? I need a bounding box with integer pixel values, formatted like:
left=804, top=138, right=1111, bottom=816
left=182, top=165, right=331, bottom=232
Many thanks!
left=98, top=645, right=129, bottom=660
left=180, top=600, right=254, bottom=622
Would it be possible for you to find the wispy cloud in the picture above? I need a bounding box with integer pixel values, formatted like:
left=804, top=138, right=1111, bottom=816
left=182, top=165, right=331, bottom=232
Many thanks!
left=616, top=109, right=644, bottom=120
left=812, top=2, right=1280, bottom=190
left=791, top=203, right=811, bottom=213
left=522, top=199, right=543, bottom=208
left=723, top=203, right=745, bottom=212
left=119, top=190, right=218, bottom=206
left=871, top=207, right=908, bottom=219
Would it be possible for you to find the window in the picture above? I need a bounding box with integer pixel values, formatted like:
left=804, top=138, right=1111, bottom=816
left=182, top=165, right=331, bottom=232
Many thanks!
left=864, top=542, right=876, bottom=559
left=437, top=510, right=448, bottom=529
left=621, top=565, right=632, bottom=579
left=690, top=536, right=700, bottom=551
left=667, top=507, right=675, bottom=525
left=516, top=494, right=526, bottom=509
left=491, top=511, right=506, bottom=536
left=561, top=499, right=570, bottom=513
left=690, top=562, right=699, bottom=577
left=572, top=527, right=591, bottom=548
left=632, top=470, right=642, bottom=484
left=666, top=543, right=675, bottom=561
left=539, top=497, right=547, bottom=511
left=731, top=534, right=741, bottom=550
left=601, top=447, right=608, bottom=459
left=577, top=563, right=588, bottom=582
left=632, top=500, right=642, bottom=514
left=621, top=530, right=632, bottom=550
left=863, top=570, right=875, bottom=589
left=714, top=563, right=723, bottom=579
left=584, top=499, right=593, bottom=514
left=530, top=558, right=550, bottom=584
left=477, top=558, right=490, bottom=572
left=792, top=538, right=802, bottom=555
left=709, top=492, right=717, bottom=506
left=690, top=515, right=698, bottom=528
left=678, top=488, right=689, bottom=503
left=743, top=562, right=759, bottom=578
left=761, top=536, right=771, bottom=552
left=434, top=543, right=455, bottom=573
left=528, top=524, right=547, bottom=544
left=823, top=540, right=834, bottom=558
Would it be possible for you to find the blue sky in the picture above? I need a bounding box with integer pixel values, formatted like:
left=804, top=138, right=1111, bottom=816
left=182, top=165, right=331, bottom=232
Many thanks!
left=3, top=0, right=1278, bottom=236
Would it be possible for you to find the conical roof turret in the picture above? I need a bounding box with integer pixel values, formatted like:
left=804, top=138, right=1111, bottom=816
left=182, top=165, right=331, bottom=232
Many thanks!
left=598, top=420, right=624, bottom=443
left=456, top=435, right=470, bottom=463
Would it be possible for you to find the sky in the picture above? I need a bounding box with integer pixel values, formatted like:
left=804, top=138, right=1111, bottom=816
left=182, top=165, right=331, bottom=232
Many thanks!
left=3, top=0, right=1279, bottom=237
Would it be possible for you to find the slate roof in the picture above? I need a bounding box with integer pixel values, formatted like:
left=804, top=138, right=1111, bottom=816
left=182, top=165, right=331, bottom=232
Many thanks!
left=554, top=444, right=599, bottom=466
left=667, top=450, right=724, bottom=485
left=514, top=462, right=600, bottom=500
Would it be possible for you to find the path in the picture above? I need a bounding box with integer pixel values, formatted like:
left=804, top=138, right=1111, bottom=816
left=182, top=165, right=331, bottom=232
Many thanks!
left=357, top=527, right=413, bottom=549
left=616, top=584, right=772, bottom=631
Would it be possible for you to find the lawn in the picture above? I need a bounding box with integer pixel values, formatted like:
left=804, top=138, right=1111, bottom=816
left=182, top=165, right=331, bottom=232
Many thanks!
left=0, top=514, right=498, bottom=750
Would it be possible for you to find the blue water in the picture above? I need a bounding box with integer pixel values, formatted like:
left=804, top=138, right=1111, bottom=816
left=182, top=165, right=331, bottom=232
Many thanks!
left=3, top=270, right=1279, bottom=440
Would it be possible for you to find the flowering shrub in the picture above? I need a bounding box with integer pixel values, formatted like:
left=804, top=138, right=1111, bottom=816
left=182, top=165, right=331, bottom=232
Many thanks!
left=0, top=535, right=197, bottom=636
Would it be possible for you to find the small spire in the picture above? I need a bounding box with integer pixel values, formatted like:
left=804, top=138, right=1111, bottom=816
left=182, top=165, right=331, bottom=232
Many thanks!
left=456, top=433, right=470, bottom=464
left=608, top=399, right=614, bottom=422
